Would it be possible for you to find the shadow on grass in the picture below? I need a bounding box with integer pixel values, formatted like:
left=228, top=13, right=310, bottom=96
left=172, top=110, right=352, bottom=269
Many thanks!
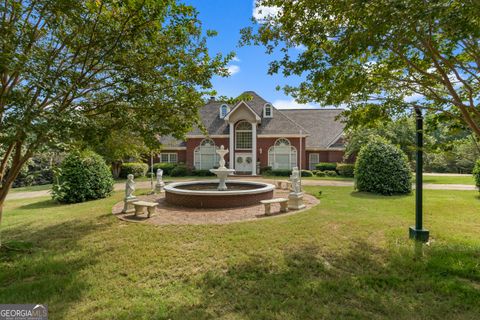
left=349, top=191, right=412, bottom=199
left=0, top=216, right=113, bottom=319
left=166, top=242, right=480, bottom=319
left=17, top=199, right=61, bottom=210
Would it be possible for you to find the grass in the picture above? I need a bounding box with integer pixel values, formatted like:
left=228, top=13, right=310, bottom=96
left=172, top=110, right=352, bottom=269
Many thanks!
left=10, top=184, right=53, bottom=193
left=1, top=187, right=479, bottom=319
left=302, top=174, right=475, bottom=185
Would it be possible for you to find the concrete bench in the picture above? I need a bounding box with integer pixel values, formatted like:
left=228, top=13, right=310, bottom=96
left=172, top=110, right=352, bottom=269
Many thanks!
left=260, top=198, right=288, bottom=215
left=133, top=201, right=158, bottom=218
left=275, top=181, right=291, bottom=190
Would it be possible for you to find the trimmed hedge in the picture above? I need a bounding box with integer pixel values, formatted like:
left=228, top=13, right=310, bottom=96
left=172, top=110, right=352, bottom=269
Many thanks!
left=192, top=169, right=215, bottom=176
left=152, top=162, right=177, bottom=176
left=337, top=163, right=355, bottom=177
left=473, top=159, right=480, bottom=190
left=52, top=150, right=114, bottom=203
left=315, top=171, right=326, bottom=177
left=324, top=170, right=337, bottom=177
left=269, top=169, right=291, bottom=177
left=315, top=162, right=337, bottom=171
left=120, top=162, right=148, bottom=178
left=170, top=164, right=191, bottom=177
left=355, top=138, right=412, bottom=195
left=301, top=170, right=314, bottom=177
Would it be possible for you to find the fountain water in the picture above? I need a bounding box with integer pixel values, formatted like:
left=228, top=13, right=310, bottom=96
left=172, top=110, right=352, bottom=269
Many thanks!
left=209, top=145, right=235, bottom=191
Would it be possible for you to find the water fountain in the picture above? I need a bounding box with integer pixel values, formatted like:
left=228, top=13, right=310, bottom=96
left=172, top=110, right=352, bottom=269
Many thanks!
left=164, top=145, right=275, bottom=208
left=209, top=145, right=235, bottom=191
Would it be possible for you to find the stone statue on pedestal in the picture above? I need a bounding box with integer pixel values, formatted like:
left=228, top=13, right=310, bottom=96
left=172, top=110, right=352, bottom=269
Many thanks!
left=122, top=174, right=138, bottom=213
left=288, top=167, right=306, bottom=210
left=155, top=168, right=165, bottom=193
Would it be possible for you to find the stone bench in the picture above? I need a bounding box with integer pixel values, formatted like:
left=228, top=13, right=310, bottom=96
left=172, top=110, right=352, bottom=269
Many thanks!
left=260, top=198, right=288, bottom=215
left=133, top=201, right=158, bottom=218
left=275, top=181, right=292, bottom=190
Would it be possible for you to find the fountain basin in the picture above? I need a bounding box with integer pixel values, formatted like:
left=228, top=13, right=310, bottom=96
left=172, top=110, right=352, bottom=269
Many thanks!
left=164, top=180, right=275, bottom=208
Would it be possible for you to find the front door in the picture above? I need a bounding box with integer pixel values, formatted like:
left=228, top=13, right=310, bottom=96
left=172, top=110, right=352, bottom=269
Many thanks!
left=235, top=153, right=252, bottom=173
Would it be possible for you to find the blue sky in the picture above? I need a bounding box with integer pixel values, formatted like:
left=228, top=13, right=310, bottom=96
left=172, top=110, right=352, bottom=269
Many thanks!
left=186, top=0, right=320, bottom=109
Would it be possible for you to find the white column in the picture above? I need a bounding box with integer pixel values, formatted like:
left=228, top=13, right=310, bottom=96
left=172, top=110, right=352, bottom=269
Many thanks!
left=229, top=122, right=234, bottom=170
left=251, top=122, right=257, bottom=175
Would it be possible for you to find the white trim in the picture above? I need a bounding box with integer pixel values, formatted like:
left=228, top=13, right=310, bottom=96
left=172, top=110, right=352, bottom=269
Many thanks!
left=257, top=134, right=309, bottom=138
left=160, top=147, right=186, bottom=150
left=159, top=152, right=178, bottom=164
left=229, top=123, right=234, bottom=170
left=306, top=147, right=345, bottom=151
left=251, top=123, right=257, bottom=175
left=185, top=135, right=229, bottom=138
left=326, top=132, right=345, bottom=148
left=263, top=103, right=273, bottom=118
left=309, top=153, right=319, bottom=170
left=235, top=121, right=253, bottom=150
left=268, top=138, right=298, bottom=170
left=224, top=100, right=261, bottom=123
left=219, top=104, right=230, bottom=119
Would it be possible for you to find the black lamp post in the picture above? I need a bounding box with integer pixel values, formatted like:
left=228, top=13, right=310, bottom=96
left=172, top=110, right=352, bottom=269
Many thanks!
left=409, top=106, right=429, bottom=242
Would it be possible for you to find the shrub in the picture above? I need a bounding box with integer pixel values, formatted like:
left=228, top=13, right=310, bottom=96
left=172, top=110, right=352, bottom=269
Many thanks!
left=269, top=169, right=291, bottom=177
left=120, top=162, right=148, bottom=178
left=170, top=164, right=191, bottom=177
left=52, top=150, right=114, bottom=203
left=192, top=169, right=215, bottom=176
left=152, top=162, right=177, bottom=176
left=324, top=170, right=337, bottom=177
left=473, top=159, right=480, bottom=190
left=260, top=166, right=272, bottom=175
left=315, top=162, right=337, bottom=171
left=337, top=163, right=355, bottom=177
left=355, top=138, right=412, bottom=195
left=301, top=170, right=314, bottom=177
left=315, top=171, right=326, bottom=177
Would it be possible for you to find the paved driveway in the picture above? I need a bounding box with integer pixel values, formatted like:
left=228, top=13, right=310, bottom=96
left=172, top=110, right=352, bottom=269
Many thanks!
left=6, top=177, right=476, bottom=201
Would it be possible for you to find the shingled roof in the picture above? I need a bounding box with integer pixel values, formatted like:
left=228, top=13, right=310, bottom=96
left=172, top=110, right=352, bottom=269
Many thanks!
left=281, top=109, right=345, bottom=149
left=159, top=91, right=345, bottom=149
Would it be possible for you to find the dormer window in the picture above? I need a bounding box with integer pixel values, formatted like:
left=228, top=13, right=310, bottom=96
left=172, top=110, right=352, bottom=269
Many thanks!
left=220, top=104, right=229, bottom=118
left=263, top=103, right=273, bottom=118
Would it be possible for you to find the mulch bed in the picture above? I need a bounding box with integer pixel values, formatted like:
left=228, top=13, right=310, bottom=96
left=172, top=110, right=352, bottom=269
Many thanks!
left=112, top=190, right=320, bottom=225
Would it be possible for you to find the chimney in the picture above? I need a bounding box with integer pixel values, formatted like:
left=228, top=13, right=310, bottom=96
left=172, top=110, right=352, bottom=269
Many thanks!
left=209, top=96, right=215, bottom=102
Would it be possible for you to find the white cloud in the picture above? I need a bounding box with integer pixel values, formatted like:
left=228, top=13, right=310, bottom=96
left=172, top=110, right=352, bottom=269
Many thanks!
left=404, top=93, right=424, bottom=103
left=231, top=56, right=241, bottom=62
left=252, top=0, right=280, bottom=22
left=273, top=98, right=320, bottom=109
left=294, top=44, right=307, bottom=51
left=227, top=65, right=240, bottom=75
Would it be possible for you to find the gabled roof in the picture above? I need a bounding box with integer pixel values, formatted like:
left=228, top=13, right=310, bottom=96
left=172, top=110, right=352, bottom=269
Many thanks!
left=160, top=91, right=346, bottom=150
left=280, top=109, right=345, bottom=149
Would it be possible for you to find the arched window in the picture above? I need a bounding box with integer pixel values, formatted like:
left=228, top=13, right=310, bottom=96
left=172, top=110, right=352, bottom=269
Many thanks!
left=263, top=103, right=273, bottom=118
left=268, top=138, right=297, bottom=170
left=235, top=121, right=252, bottom=149
left=219, top=104, right=229, bottom=118
left=194, top=139, right=220, bottom=170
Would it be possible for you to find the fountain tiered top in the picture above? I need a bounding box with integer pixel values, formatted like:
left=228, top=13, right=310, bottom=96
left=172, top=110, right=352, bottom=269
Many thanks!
left=209, top=145, right=235, bottom=191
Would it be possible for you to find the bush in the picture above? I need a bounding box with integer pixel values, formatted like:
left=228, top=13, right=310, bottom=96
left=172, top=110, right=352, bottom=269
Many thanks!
left=355, top=138, right=412, bottom=195
left=336, top=163, right=355, bottom=177
left=120, top=162, right=148, bottom=178
left=301, top=170, right=314, bottom=177
left=473, top=159, right=480, bottom=190
left=192, top=169, right=215, bottom=176
left=152, top=162, right=177, bottom=176
left=260, top=166, right=272, bottom=175
left=315, top=162, right=337, bottom=171
left=52, top=150, right=114, bottom=203
left=324, top=170, right=337, bottom=177
left=315, top=171, right=326, bottom=177
left=170, top=164, right=191, bottom=177
left=269, top=169, right=291, bottom=177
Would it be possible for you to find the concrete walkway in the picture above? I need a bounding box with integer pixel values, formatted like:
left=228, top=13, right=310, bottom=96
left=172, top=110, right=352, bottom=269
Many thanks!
left=5, top=176, right=476, bottom=201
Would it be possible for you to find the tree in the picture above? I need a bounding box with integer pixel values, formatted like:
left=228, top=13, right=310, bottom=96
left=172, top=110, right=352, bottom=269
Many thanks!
left=241, top=0, right=480, bottom=135
left=0, top=0, right=230, bottom=245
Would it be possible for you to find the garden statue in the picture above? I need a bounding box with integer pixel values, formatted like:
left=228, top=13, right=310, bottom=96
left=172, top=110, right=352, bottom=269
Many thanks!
left=209, top=145, right=235, bottom=191
left=155, top=168, right=165, bottom=193
left=122, top=174, right=138, bottom=213
left=290, top=167, right=301, bottom=194
left=288, top=167, right=305, bottom=210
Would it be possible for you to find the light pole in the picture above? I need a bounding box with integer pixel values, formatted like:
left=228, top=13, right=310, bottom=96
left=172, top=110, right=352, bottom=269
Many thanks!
left=409, top=106, right=429, bottom=242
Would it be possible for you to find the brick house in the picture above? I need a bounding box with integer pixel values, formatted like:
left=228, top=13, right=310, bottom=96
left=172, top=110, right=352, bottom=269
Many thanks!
left=158, top=91, right=347, bottom=175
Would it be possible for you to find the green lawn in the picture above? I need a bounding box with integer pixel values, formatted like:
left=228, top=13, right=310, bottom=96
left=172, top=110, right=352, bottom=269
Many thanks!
left=1, top=187, right=479, bottom=319
left=10, top=184, right=53, bottom=193
left=302, top=174, right=475, bottom=185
